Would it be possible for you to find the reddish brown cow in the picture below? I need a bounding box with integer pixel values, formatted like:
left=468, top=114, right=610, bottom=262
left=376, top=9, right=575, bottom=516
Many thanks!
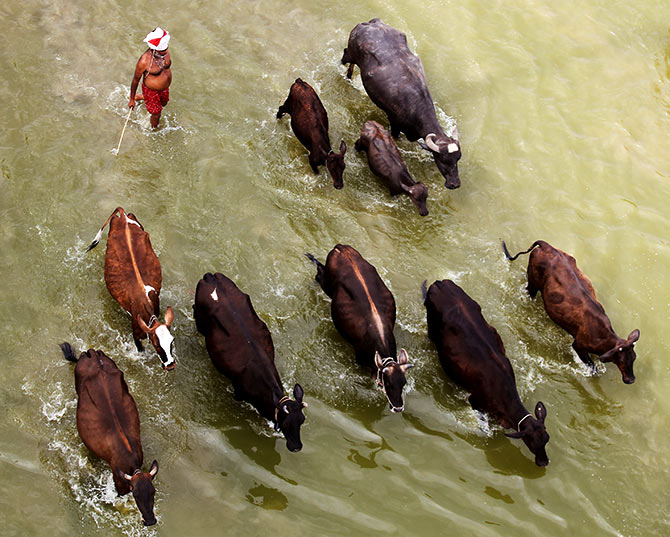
left=305, top=245, right=413, bottom=412
left=277, top=78, right=347, bottom=189
left=355, top=120, right=429, bottom=216
left=60, top=342, right=159, bottom=526
left=503, top=240, right=640, bottom=383
left=423, top=280, right=549, bottom=466
left=87, top=207, right=175, bottom=370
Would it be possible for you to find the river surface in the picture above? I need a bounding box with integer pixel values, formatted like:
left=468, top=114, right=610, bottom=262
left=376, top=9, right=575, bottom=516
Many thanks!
left=2, top=1, right=670, bottom=536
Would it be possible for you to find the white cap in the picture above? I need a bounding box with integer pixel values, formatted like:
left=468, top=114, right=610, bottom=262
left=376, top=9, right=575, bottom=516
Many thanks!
left=144, top=27, right=170, bottom=51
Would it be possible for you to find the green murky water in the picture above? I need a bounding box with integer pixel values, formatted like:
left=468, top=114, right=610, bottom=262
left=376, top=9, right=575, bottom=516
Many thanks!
left=2, top=1, right=670, bottom=535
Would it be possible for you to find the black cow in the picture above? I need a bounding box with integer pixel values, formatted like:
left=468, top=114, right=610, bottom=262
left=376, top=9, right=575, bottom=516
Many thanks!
left=277, top=78, right=347, bottom=189
left=306, top=245, right=413, bottom=412
left=423, top=280, right=549, bottom=466
left=342, top=18, right=461, bottom=188
left=193, top=272, right=306, bottom=452
left=355, top=120, right=429, bottom=216
left=503, top=240, right=640, bottom=383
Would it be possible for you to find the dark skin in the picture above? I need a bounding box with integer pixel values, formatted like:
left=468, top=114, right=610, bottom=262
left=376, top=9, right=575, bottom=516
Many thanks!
left=129, top=48, right=172, bottom=128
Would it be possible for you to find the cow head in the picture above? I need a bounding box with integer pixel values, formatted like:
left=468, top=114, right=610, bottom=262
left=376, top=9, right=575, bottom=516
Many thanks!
left=375, top=349, right=414, bottom=413
left=505, top=402, right=550, bottom=467
left=599, top=329, right=640, bottom=384
left=138, top=306, right=176, bottom=370
left=404, top=182, right=429, bottom=216
left=274, top=384, right=307, bottom=452
left=420, top=133, right=461, bottom=189
left=326, top=140, right=347, bottom=189
left=121, top=460, right=159, bottom=526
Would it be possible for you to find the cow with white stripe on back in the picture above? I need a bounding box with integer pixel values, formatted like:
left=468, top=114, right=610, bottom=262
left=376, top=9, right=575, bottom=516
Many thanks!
left=87, top=207, right=175, bottom=370
left=305, top=245, right=414, bottom=412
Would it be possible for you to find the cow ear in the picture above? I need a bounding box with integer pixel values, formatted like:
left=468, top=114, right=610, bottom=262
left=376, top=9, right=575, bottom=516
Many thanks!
left=397, top=349, right=409, bottom=365
left=339, top=139, right=347, bottom=156
left=149, top=460, right=159, bottom=478
left=374, top=351, right=384, bottom=369
left=293, top=383, right=304, bottom=403
left=505, top=431, right=524, bottom=439
left=164, top=306, right=175, bottom=329
left=535, top=402, right=547, bottom=423
left=599, top=347, right=617, bottom=363
left=627, top=329, right=640, bottom=344
left=138, top=316, right=155, bottom=335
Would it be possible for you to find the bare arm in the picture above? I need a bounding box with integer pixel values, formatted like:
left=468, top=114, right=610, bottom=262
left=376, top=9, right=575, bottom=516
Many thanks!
left=128, top=53, right=148, bottom=108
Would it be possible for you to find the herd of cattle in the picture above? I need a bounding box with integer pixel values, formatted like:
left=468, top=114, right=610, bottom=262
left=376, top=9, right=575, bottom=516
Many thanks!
left=59, top=19, right=640, bottom=526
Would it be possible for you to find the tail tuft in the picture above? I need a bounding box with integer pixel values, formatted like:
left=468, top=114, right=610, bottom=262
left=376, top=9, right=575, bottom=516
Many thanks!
left=60, top=342, right=78, bottom=362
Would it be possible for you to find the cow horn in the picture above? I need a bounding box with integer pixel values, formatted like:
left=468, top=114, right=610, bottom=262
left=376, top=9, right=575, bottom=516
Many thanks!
left=283, top=405, right=289, bottom=414
left=122, top=471, right=133, bottom=481
left=425, top=133, right=440, bottom=152
left=138, top=316, right=156, bottom=335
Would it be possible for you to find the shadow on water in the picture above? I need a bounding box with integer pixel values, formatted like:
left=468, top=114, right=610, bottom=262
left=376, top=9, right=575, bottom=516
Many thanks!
left=402, top=412, right=454, bottom=443
left=344, top=437, right=395, bottom=471
left=245, top=483, right=289, bottom=511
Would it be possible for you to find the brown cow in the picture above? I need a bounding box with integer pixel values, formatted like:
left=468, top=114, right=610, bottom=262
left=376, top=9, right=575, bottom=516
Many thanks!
left=355, top=120, right=429, bottom=216
left=60, top=342, right=159, bottom=526
left=277, top=78, right=347, bottom=189
left=423, top=280, right=549, bottom=466
left=305, top=245, right=413, bottom=412
left=503, top=240, right=640, bottom=383
left=87, top=207, right=175, bottom=370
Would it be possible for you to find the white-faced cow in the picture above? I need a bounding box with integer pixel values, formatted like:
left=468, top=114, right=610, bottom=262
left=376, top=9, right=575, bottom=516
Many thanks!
left=423, top=280, right=550, bottom=467
left=503, top=240, right=640, bottom=384
left=87, top=207, right=175, bottom=370
left=342, top=18, right=461, bottom=189
left=277, top=78, right=347, bottom=189
left=60, top=342, right=159, bottom=526
left=355, top=120, right=429, bottom=216
left=193, top=272, right=306, bottom=452
left=305, top=245, right=414, bottom=412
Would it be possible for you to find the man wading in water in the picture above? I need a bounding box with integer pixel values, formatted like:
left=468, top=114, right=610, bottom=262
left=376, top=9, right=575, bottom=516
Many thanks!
left=129, top=27, right=172, bottom=128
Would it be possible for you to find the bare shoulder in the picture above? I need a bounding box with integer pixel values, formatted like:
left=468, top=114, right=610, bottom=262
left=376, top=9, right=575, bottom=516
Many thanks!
left=136, top=50, right=152, bottom=68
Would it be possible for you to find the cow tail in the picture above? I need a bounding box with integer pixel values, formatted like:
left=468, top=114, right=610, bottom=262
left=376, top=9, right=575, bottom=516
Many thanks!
left=60, top=342, right=79, bottom=363
left=305, top=253, right=325, bottom=286
left=86, top=207, right=124, bottom=252
left=421, top=280, right=428, bottom=302
left=502, top=240, right=542, bottom=262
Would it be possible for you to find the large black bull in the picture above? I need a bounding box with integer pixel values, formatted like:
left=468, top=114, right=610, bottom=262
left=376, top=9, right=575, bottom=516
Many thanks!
left=342, top=18, right=462, bottom=189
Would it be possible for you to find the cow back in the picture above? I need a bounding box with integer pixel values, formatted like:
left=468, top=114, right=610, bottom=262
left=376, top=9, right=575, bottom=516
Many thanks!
left=528, top=242, right=613, bottom=344
left=104, top=212, right=161, bottom=316
left=324, top=245, right=396, bottom=360
left=194, top=273, right=279, bottom=383
left=347, top=19, right=436, bottom=140
left=287, top=79, right=330, bottom=154
left=425, top=280, right=517, bottom=394
left=73, top=349, right=143, bottom=470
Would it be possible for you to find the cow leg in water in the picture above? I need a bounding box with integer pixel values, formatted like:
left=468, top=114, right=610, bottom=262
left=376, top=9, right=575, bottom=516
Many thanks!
left=526, top=282, right=539, bottom=299
left=308, top=153, right=320, bottom=174
left=390, top=123, right=401, bottom=139
left=134, top=337, right=144, bottom=352
left=468, top=394, right=485, bottom=413
left=572, top=341, right=596, bottom=371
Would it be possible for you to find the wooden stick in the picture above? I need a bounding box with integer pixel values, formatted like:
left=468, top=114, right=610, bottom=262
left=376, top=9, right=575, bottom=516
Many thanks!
left=115, top=107, right=133, bottom=156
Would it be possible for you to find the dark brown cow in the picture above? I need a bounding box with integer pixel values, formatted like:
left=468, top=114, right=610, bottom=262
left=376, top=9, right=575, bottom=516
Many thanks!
left=423, top=280, right=549, bottom=466
left=342, top=19, right=461, bottom=188
left=60, top=342, right=159, bottom=526
left=503, top=240, right=640, bottom=384
left=87, top=207, right=175, bottom=370
left=193, top=272, right=306, bottom=452
left=305, top=245, right=414, bottom=412
left=355, top=120, right=429, bottom=216
left=277, top=78, right=347, bottom=189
